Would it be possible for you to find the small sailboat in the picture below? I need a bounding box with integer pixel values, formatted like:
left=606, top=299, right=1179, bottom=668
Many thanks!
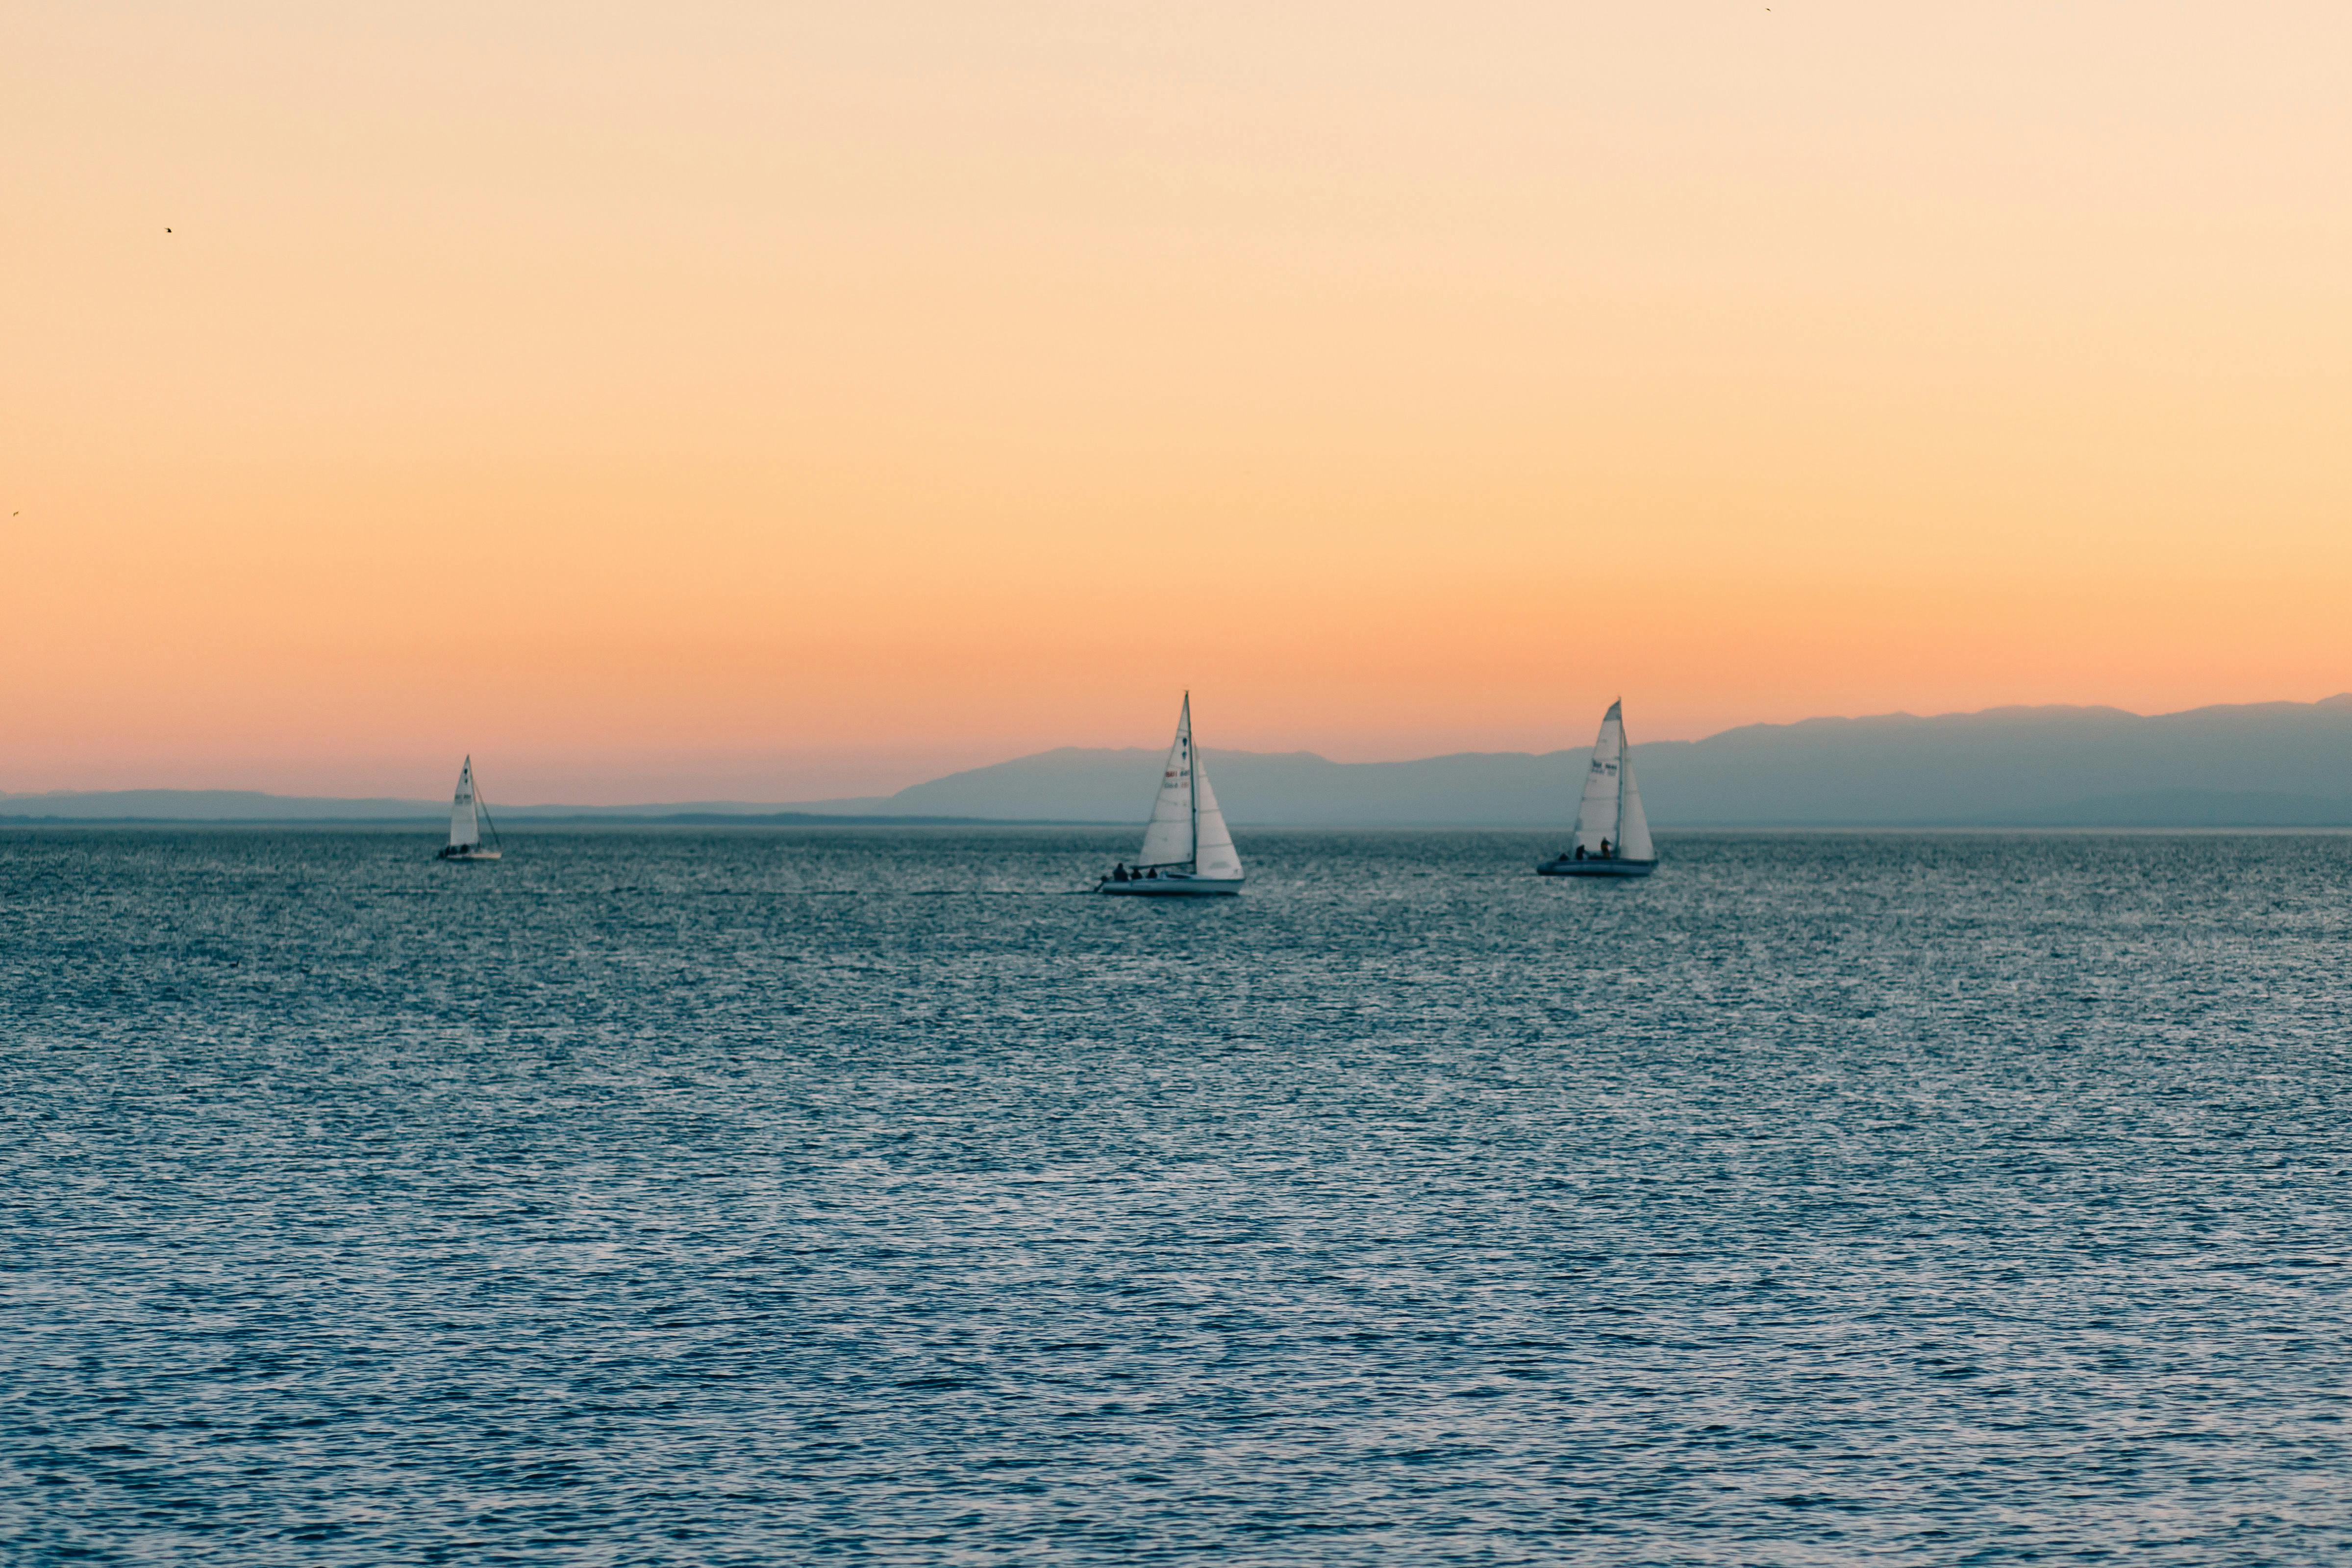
left=436, top=756, right=503, bottom=861
left=1098, top=693, right=1244, bottom=896
left=1538, top=700, right=1656, bottom=877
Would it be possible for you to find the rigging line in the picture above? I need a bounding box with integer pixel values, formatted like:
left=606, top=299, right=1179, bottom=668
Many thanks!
left=474, top=766, right=503, bottom=851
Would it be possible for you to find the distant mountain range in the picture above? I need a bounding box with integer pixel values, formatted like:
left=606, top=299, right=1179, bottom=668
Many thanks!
left=10, top=696, right=2352, bottom=827
left=792, top=696, right=2352, bottom=826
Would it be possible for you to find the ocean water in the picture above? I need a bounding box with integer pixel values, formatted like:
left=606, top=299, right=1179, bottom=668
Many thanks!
left=4, top=827, right=2350, bottom=1565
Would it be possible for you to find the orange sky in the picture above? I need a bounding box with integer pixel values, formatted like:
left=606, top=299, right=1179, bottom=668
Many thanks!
left=5, top=2, right=2349, bottom=802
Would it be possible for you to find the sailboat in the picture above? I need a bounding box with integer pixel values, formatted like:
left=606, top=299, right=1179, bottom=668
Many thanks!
left=436, top=756, right=503, bottom=861
left=1098, top=693, right=1244, bottom=896
left=1537, top=700, right=1656, bottom=877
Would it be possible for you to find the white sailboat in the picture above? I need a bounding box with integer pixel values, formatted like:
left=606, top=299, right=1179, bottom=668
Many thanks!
left=436, top=756, right=503, bottom=862
left=1098, top=693, right=1244, bottom=896
left=1538, top=700, right=1656, bottom=877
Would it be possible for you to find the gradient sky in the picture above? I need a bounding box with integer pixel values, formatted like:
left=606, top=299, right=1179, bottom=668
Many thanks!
left=6, top=2, right=2349, bottom=801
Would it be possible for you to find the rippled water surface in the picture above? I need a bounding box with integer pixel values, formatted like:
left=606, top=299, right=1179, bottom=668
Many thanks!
left=5, top=827, right=2350, bottom=1564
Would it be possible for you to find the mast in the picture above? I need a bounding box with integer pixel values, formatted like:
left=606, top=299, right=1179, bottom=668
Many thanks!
left=1185, top=691, right=1198, bottom=871
left=1613, top=699, right=1625, bottom=857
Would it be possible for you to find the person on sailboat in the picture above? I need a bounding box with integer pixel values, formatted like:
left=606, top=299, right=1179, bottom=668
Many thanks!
left=1574, top=845, right=1585, bottom=861
left=1600, top=838, right=1612, bottom=859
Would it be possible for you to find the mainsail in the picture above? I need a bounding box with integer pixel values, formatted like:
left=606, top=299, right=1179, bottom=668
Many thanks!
left=449, top=757, right=481, bottom=851
left=1134, top=697, right=1197, bottom=868
left=1572, top=702, right=1626, bottom=855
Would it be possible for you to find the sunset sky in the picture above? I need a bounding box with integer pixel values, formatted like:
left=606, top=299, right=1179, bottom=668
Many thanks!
left=6, top=2, right=2349, bottom=802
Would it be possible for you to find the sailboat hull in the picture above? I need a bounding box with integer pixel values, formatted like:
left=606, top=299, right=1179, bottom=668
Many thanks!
left=1098, top=873, right=1243, bottom=896
left=437, top=847, right=502, bottom=862
left=1537, top=857, right=1655, bottom=878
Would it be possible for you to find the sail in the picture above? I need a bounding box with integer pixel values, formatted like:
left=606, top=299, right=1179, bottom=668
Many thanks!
left=1616, top=747, right=1654, bottom=862
left=449, top=758, right=480, bottom=850
left=1134, top=696, right=1196, bottom=867
left=1572, top=702, right=1624, bottom=855
left=1191, top=753, right=1243, bottom=879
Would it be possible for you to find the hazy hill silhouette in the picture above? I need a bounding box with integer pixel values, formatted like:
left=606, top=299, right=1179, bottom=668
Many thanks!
left=812, top=695, right=2352, bottom=825
left=10, top=697, right=2352, bottom=827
